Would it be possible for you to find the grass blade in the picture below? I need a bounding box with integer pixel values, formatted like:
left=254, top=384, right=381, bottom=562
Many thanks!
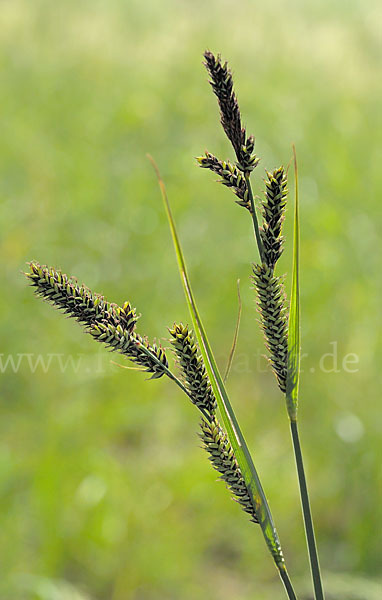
left=286, top=145, right=300, bottom=421
left=148, top=155, right=297, bottom=599
left=286, top=147, right=325, bottom=599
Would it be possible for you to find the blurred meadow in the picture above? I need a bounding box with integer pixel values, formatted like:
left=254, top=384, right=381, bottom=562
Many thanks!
left=1, top=0, right=382, bottom=598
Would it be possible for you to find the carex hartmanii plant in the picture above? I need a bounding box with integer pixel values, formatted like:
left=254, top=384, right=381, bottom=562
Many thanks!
left=24, top=50, right=327, bottom=600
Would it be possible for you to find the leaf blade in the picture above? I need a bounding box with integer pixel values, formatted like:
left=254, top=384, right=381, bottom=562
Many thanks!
left=286, top=145, right=301, bottom=421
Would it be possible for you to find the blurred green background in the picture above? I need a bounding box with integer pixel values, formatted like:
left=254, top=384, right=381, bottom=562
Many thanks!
left=1, top=0, right=381, bottom=598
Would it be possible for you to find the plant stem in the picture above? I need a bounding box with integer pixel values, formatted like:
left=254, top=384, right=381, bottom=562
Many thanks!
left=245, top=173, right=265, bottom=263
left=279, top=565, right=298, bottom=600
left=290, top=419, right=325, bottom=600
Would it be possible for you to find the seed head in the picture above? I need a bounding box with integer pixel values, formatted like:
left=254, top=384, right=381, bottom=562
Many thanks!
left=169, top=323, right=217, bottom=415
left=200, top=416, right=259, bottom=524
left=203, top=51, right=258, bottom=173
left=196, top=152, right=250, bottom=209
left=252, top=264, right=288, bottom=392
left=25, top=262, right=137, bottom=332
left=260, top=168, right=288, bottom=270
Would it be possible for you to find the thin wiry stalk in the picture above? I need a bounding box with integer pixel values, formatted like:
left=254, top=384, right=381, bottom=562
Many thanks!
left=245, top=173, right=266, bottom=263
left=223, top=279, right=242, bottom=383
left=279, top=568, right=298, bottom=600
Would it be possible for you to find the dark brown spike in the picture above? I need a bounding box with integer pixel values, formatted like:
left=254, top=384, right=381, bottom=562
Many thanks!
left=252, top=264, right=288, bottom=392
left=25, top=262, right=138, bottom=332
left=199, top=416, right=259, bottom=524
left=169, top=323, right=217, bottom=414
left=260, top=168, right=288, bottom=270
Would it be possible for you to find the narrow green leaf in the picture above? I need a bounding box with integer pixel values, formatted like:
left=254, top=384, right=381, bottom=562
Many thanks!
left=286, top=145, right=301, bottom=421
left=148, top=155, right=285, bottom=567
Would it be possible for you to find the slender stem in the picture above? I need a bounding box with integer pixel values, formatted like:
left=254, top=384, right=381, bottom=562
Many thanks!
left=245, top=173, right=265, bottom=263
left=290, top=420, right=325, bottom=600
left=279, top=565, right=298, bottom=600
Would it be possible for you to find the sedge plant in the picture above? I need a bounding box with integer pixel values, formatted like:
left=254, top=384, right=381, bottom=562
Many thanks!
left=24, top=50, right=327, bottom=599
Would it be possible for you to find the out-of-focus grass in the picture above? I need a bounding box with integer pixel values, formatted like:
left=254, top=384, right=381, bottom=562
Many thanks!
left=0, top=1, right=381, bottom=598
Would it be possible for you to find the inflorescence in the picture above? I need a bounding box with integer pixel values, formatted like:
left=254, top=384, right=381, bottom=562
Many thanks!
left=252, top=265, right=288, bottom=393
left=260, top=167, right=288, bottom=271
left=169, top=323, right=217, bottom=414
left=196, top=152, right=250, bottom=209
left=27, top=261, right=138, bottom=331
left=203, top=50, right=259, bottom=173
left=26, top=262, right=168, bottom=378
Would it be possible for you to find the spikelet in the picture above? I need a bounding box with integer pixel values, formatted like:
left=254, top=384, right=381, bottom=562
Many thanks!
left=196, top=152, right=251, bottom=209
left=252, top=265, right=288, bottom=392
left=203, top=51, right=258, bottom=173
left=169, top=323, right=217, bottom=414
left=199, top=416, right=259, bottom=524
left=26, top=262, right=137, bottom=332
left=90, top=322, right=168, bottom=379
left=260, top=168, right=288, bottom=271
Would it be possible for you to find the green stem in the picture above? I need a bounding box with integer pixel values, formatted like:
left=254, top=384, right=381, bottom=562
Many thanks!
left=290, top=420, right=325, bottom=600
left=245, top=173, right=265, bottom=263
left=279, top=565, right=298, bottom=600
